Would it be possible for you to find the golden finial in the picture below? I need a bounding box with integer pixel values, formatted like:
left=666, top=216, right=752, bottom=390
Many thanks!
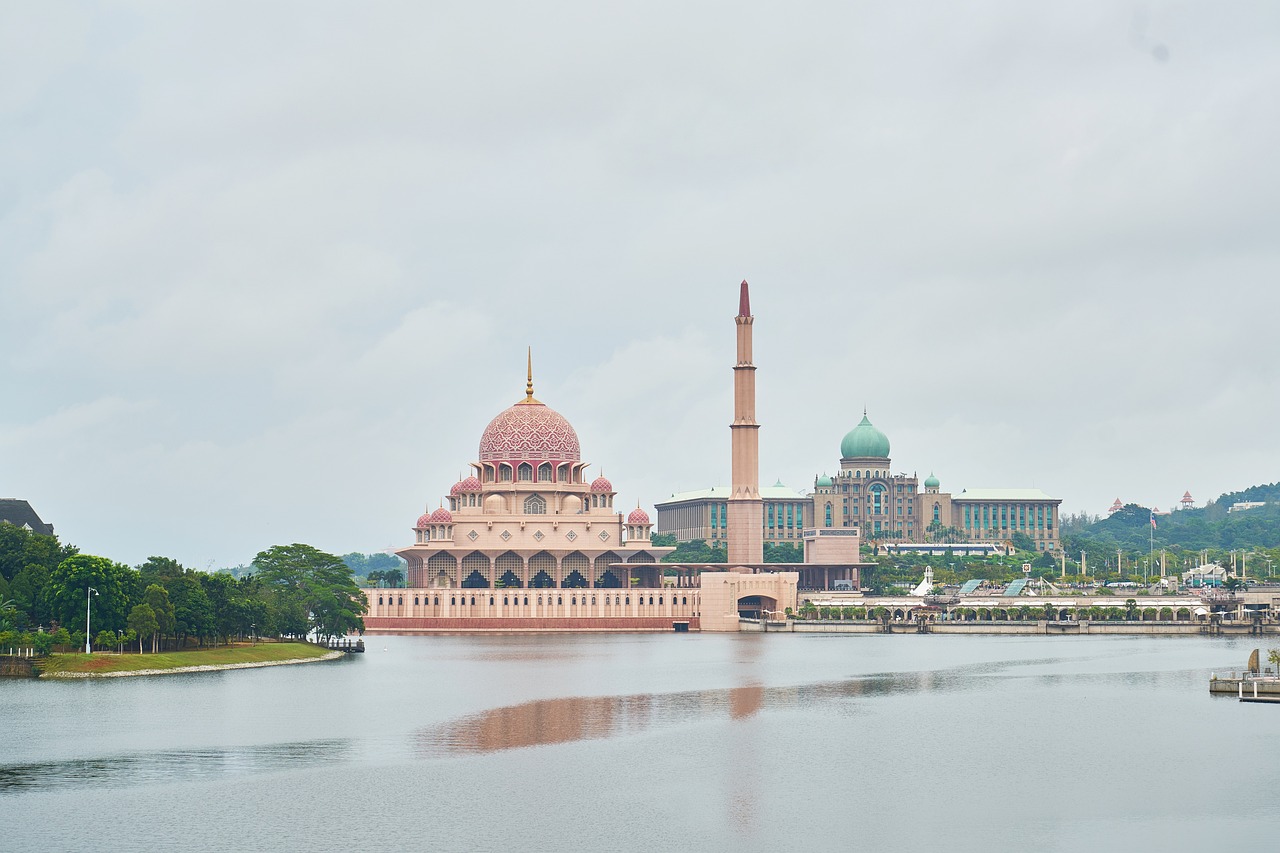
left=521, top=346, right=540, bottom=404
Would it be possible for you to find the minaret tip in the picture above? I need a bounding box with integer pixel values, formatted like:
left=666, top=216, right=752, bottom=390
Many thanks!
left=521, top=346, right=539, bottom=403
left=738, top=280, right=751, bottom=316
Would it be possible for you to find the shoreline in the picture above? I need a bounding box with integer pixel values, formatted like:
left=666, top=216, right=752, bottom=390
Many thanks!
left=41, top=650, right=345, bottom=679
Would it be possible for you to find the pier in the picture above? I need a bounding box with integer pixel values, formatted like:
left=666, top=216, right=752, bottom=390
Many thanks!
left=325, top=637, right=365, bottom=653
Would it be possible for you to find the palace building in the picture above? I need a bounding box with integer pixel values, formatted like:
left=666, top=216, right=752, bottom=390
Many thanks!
left=810, top=414, right=1062, bottom=551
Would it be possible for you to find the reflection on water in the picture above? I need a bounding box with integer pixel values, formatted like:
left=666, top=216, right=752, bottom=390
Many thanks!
left=0, top=739, right=352, bottom=794
left=418, top=668, right=972, bottom=756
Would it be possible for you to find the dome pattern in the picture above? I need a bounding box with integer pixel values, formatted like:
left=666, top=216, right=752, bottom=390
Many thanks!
left=450, top=476, right=482, bottom=495
left=840, top=414, right=890, bottom=459
left=628, top=507, right=651, bottom=524
left=415, top=513, right=432, bottom=529
left=924, top=472, right=940, bottom=488
left=479, top=402, right=581, bottom=463
left=816, top=474, right=833, bottom=487
left=590, top=476, right=614, bottom=492
left=429, top=507, right=453, bottom=523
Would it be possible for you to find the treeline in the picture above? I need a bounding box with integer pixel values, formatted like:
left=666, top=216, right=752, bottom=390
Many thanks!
left=652, top=534, right=804, bottom=564
left=0, top=524, right=366, bottom=654
left=1057, top=482, right=1280, bottom=572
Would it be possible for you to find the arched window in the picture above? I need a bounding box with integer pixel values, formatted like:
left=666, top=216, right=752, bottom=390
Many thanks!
left=557, top=596, right=563, bottom=605
left=377, top=596, right=383, bottom=605
left=489, top=597, right=494, bottom=606
left=871, top=483, right=886, bottom=515
left=625, top=596, right=630, bottom=605
left=523, top=596, right=528, bottom=606
left=413, top=596, right=419, bottom=605
left=825, top=503, right=833, bottom=527
left=434, top=596, right=439, bottom=606
left=499, top=464, right=512, bottom=482
left=517, top=463, right=533, bottom=481
left=538, top=463, right=552, bottom=482
left=933, top=502, right=941, bottom=524
left=524, top=494, right=547, bottom=514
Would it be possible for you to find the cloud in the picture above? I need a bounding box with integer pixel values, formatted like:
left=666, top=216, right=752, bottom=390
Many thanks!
left=3, top=1, right=1279, bottom=564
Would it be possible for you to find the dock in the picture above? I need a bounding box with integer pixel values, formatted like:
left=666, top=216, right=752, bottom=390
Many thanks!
left=324, top=637, right=365, bottom=653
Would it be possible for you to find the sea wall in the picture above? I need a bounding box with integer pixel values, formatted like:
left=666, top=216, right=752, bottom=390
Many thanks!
left=364, top=616, right=699, bottom=633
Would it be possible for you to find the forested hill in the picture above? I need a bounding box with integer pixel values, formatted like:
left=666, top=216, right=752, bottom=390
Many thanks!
left=1063, top=482, right=1280, bottom=553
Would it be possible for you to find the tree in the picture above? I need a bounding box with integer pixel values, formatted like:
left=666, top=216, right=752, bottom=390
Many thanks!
left=251, top=544, right=366, bottom=641
left=127, top=603, right=157, bottom=653
left=143, top=585, right=176, bottom=653
left=45, top=554, right=138, bottom=637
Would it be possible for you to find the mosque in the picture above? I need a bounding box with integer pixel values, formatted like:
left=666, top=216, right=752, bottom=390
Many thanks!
left=361, top=282, right=834, bottom=633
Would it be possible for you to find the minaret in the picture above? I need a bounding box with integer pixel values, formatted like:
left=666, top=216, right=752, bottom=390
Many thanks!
left=727, top=280, right=764, bottom=565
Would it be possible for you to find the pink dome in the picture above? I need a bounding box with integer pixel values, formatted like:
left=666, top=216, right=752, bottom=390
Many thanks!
left=628, top=507, right=651, bottom=525
left=429, top=507, right=453, bottom=523
left=450, top=476, right=482, bottom=495
left=415, top=513, right=432, bottom=529
left=479, top=401, right=580, bottom=463
left=590, top=476, right=613, bottom=492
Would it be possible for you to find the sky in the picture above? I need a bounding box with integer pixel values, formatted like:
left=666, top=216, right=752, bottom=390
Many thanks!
left=2, top=1, right=1278, bottom=569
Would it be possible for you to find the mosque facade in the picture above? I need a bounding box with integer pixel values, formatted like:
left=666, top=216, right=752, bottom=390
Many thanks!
left=361, top=282, right=812, bottom=633
left=361, top=356, right=703, bottom=632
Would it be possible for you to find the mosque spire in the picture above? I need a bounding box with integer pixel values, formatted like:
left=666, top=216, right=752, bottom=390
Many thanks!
left=521, top=346, right=540, bottom=404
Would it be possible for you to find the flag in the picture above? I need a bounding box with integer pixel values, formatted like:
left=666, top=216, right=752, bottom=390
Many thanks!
left=1150, top=511, right=1157, bottom=529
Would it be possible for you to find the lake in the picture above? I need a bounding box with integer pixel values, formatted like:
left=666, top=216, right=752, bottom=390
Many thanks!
left=3, top=634, right=1278, bottom=852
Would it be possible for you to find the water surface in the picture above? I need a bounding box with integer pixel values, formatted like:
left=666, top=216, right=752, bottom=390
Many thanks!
left=3, top=634, right=1277, bottom=852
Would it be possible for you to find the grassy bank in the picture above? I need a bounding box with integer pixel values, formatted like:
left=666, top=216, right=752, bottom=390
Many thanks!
left=38, top=641, right=333, bottom=675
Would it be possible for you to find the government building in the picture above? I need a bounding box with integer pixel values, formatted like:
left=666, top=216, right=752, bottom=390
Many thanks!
left=657, top=413, right=1062, bottom=552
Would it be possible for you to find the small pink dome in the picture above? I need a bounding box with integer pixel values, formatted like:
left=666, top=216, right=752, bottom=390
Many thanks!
left=415, top=513, right=432, bottom=529
left=429, top=507, right=453, bottom=523
left=590, top=476, right=613, bottom=492
left=627, top=507, right=651, bottom=525
left=450, top=476, right=482, bottom=495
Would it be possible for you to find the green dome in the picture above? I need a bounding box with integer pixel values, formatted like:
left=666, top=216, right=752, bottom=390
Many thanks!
left=924, top=472, right=940, bottom=489
left=816, top=474, right=833, bottom=487
left=840, top=414, right=890, bottom=459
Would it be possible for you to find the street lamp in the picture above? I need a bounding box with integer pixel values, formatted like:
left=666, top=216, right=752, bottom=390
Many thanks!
left=85, top=586, right=98, bottom=654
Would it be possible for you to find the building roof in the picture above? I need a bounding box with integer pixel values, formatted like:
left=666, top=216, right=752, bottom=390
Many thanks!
left=0, top=499, right=54, bottom=536
left=840, top=413, right=890, bottom=459
left=657, top=484, right=809, bottom=505
left=953, top=488, right=1060, bottom=502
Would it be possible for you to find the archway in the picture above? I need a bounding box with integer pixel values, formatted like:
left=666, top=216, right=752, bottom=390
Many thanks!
left=737, top=594, right=778, bottom=620
left=428, top=552, right=457, bottom=588
left=528, top=551, right=555, bottom=587
left=594, top=552, right=621, bottom=586
left=495, top=551, right=523, bottom=588
left=461, top=552, right=489, bottom=588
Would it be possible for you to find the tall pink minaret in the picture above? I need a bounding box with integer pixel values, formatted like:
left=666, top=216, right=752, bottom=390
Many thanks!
left=727, top=280, right=763, bottom=565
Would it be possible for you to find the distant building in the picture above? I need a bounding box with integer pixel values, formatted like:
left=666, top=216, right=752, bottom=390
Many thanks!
left=1179, top=491, right=1194, bottom=510
left=0, top=499, right=54, bottom=536
left=655, top=482, right=812, bottom=545
left=810, top=414, right=1063, bottom=550
left=1228, top=501, right=1267, bottom=514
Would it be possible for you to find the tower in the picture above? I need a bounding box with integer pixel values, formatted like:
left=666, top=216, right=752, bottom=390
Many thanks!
left=727, top=280, right=764, bottom=565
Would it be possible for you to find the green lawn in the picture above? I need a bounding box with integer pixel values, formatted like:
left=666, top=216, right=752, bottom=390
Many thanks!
left=39, top=641, right=334, bottom=674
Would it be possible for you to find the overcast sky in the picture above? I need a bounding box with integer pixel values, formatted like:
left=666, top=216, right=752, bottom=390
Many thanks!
left=2, top=1, right=1278, bottom=568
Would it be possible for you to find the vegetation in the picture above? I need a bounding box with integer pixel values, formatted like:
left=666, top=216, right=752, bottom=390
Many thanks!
left=0, top=524, right=367, bottom=653
left=37, top=641, right=332, bottom=674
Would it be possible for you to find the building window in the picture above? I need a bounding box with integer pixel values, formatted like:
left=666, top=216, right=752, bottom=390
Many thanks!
left=538, top=463, right=552, bottom=482
left=518, top=463, right=533, bottom=481
left=525, top=494, right=547, bottom=514
left=825, top=504, right=833, bottom=527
